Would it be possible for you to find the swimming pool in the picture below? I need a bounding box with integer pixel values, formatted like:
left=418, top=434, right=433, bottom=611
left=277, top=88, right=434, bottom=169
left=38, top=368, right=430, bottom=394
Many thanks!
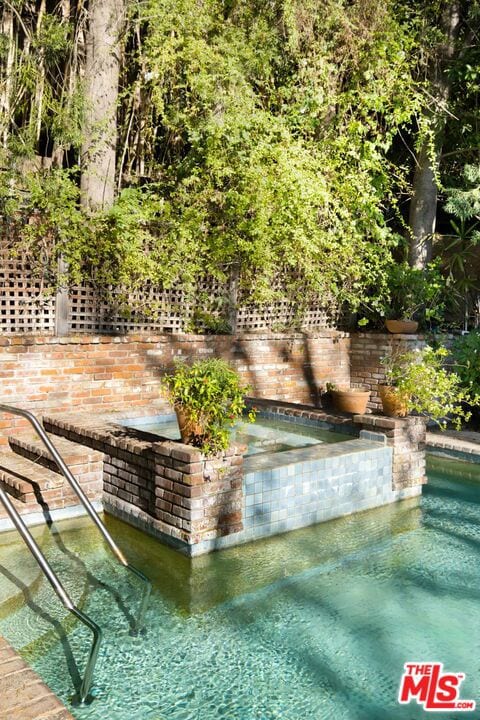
left=120, top=414, right=349, bottom=456
left=0, top=454, right=478, bottom=719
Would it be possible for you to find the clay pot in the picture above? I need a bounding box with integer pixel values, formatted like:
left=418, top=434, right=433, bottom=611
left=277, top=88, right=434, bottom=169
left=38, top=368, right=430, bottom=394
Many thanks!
left=174, top=405, right=206, bottom=445
left=379, top=385, right=409, bottom=418
left=385, top=319, right=419, bottom=334
left=332, top=387, right=370, bottom=415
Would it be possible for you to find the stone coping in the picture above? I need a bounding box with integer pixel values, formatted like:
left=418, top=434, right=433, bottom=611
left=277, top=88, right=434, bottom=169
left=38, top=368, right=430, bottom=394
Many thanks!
left=0, top=329, right=350, bottom=346
left=42, top=405, right=213, bottom=462
left=244, top=437, right=387, bottom=473
left=246, top=397, right=358, bottom=429
left=427, top=429, right=480, bottom=463
left=0, top=636, right=73, bottom=719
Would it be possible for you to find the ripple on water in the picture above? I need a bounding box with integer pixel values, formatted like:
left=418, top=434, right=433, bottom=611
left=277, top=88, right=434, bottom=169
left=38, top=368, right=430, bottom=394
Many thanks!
left=0, top=457, right=478, bottom=720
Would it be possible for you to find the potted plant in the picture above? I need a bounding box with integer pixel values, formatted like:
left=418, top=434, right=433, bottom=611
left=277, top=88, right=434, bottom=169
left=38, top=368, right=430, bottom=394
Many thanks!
left=383, top=262, right=445, bottom=334
left=331, top=385, right=371, bottom=415
left=162, top=358, right=255, bottom=453
left=379, top=345, right=474, bottom=428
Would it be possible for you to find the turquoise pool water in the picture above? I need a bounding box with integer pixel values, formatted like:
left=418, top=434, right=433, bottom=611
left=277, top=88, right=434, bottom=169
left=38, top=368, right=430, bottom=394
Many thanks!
left=121, top=415, right=348, bottom=456
left=0, top=455, right=478, bottom=719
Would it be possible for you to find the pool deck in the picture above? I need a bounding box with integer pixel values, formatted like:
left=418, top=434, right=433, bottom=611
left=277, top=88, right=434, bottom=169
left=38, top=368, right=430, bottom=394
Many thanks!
left=0, top=636, right=73, bottom=719
left=427, top=428, right=480, bottom=462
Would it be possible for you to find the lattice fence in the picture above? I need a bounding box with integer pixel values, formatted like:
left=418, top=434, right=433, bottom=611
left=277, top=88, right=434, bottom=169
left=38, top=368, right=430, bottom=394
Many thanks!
left=236, top=300, right=336, bottom=332
left=0, top=250, right=339, bottom=334
left=0, top=250, right=56, bottom=334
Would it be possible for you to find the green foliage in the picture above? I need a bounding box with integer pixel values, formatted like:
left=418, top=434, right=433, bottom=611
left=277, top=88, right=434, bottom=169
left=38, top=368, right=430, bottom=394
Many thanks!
left=162, top=359, right=255, bottom=454
left=116, top=0, right=425, bottom=309
left=445, top=165, right=480, bottom=223
left=381, top=345, right=473, bottom=429
left=2, top=0, right=478, bottom=329
left=442, top=166, right=480, bottom=325
left=452, top=331, right=480, bottom=399
left=0, top=167, right=87, bottom=286
left=383, top=261, right=446, bottom=324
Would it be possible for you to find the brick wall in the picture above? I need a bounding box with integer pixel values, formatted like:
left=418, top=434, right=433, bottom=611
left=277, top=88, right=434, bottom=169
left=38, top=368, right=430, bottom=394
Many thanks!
left=350, top=333, right=425, bottom=411
left=153, top=442, right=245, bottom=545
left=0, top=331, right=350, bottom=444
left=0, top=331, right=429, bottom=445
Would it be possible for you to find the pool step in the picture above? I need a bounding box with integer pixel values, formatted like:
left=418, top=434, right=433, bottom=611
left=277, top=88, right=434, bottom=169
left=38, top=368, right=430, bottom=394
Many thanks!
left=0, top=452, right=64, bottom=504
left=0, top=430, right=104, bottom=517
left=8, top=430, right=103, bottom=479
left=0, top=534, right=44, bottom=618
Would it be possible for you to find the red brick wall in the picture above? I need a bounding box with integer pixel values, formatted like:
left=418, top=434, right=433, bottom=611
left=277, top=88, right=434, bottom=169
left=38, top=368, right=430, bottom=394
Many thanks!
left=350, top=333, right=425, bottom=411
left=0, top=331, right=350, bottom=445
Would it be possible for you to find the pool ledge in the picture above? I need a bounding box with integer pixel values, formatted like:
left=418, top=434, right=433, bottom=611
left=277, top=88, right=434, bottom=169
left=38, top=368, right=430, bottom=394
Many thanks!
left=0, top=635, right=74, bottom=719
left=243, top=437, right=387, bottom=473
left=427, top=429, right=480, bottom=463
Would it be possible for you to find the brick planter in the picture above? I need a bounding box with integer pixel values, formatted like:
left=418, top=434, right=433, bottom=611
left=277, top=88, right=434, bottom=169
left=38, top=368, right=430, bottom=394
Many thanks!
left=153, top=442, right=245, bottom=545
left=42, top=410, right=247, bottom=550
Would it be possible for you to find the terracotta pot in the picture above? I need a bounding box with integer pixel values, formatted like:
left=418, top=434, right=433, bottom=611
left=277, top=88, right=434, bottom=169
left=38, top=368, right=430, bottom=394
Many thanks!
left=332, top=387, right=370, bottom=415
left=174, top=405, right=206, bottom=445
left=385, top=319, right=419, bottom=334
left=379, top=385, right=410, bottom=418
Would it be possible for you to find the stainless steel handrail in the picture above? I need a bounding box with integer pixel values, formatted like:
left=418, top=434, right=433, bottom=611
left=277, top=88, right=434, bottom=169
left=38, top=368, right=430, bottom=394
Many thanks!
left=0, top=404, right=152, bottom=698
left=0, top=483, right=102, bottom=703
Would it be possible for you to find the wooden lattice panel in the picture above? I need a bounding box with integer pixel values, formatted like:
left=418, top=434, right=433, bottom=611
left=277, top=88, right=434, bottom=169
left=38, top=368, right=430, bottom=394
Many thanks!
left=68, top=283, right=194, bottom=333
left=0, top=250, right=55, bottom=334
left=0, top=246, right=338, bottom=334
left=236, top=302, right=335, bottom=332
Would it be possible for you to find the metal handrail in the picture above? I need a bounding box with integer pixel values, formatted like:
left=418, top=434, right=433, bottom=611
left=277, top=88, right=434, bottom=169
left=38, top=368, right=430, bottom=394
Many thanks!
left=0, top=483, right=102, bottom=703
left=0, top=404, right=152, bottom=699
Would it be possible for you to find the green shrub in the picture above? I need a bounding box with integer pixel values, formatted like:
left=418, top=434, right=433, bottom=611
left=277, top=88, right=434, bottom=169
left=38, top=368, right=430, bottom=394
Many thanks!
left=381, top=345, right=473, bottom=429
left=383, top=262, right=445, bottom=325
left=452, top=331, right=480, bottom=398
left=162, top=359, right=255, bottom=453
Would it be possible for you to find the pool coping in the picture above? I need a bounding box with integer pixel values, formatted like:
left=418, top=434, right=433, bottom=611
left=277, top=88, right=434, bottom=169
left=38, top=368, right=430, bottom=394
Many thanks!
left=0, top=635, right=74, bottom=719
left=427, top=429, right=480, bottom=464
left=117, top=405, right=375, bottom=474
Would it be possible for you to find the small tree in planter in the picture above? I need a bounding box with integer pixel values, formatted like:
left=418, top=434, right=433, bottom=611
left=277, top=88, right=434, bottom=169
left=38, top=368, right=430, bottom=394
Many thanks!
left=379, top=346, right=474, bottom=429
left=162, top=359, right=256, bottom=453
left=382, top=262, right=445, bottom=333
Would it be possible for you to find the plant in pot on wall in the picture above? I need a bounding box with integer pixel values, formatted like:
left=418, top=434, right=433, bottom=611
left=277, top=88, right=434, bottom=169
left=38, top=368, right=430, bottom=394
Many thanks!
left=379, top=346, right=475, bottom=428
left=162, top=359, right=256, bottom=454
left=383, top=262, right=445, bottom=334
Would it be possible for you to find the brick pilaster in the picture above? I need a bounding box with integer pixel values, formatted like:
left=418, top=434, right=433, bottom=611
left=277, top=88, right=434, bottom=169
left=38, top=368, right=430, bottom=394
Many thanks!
left=354, top=414, right=427, bottom=490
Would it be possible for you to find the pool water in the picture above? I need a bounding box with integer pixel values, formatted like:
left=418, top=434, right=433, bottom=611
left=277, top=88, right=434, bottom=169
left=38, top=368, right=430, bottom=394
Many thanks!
left=0, top=455, right=479, bottom=719
left=122, top=415, right=348, bottom=456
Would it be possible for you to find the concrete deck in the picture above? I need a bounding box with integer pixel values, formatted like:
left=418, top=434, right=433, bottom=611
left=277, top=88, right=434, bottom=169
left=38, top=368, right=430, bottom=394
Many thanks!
left=0, top=636, right=73, bottom=720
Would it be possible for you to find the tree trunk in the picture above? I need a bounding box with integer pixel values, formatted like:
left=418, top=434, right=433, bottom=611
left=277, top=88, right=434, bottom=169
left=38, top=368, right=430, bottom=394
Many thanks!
left=80, top=0, right=124, bottom=211
left=0, top=5, right=15, bottom=149
left=409, top=143, right=438, bottom=268
left=408, top=1, right=462, bottom=269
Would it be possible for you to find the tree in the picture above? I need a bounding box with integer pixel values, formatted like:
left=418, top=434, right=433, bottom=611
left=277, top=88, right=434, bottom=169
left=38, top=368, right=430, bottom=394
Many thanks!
left=408, top=1, right=462, bottom=269
left=80, top=0, right=124, bottom=211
